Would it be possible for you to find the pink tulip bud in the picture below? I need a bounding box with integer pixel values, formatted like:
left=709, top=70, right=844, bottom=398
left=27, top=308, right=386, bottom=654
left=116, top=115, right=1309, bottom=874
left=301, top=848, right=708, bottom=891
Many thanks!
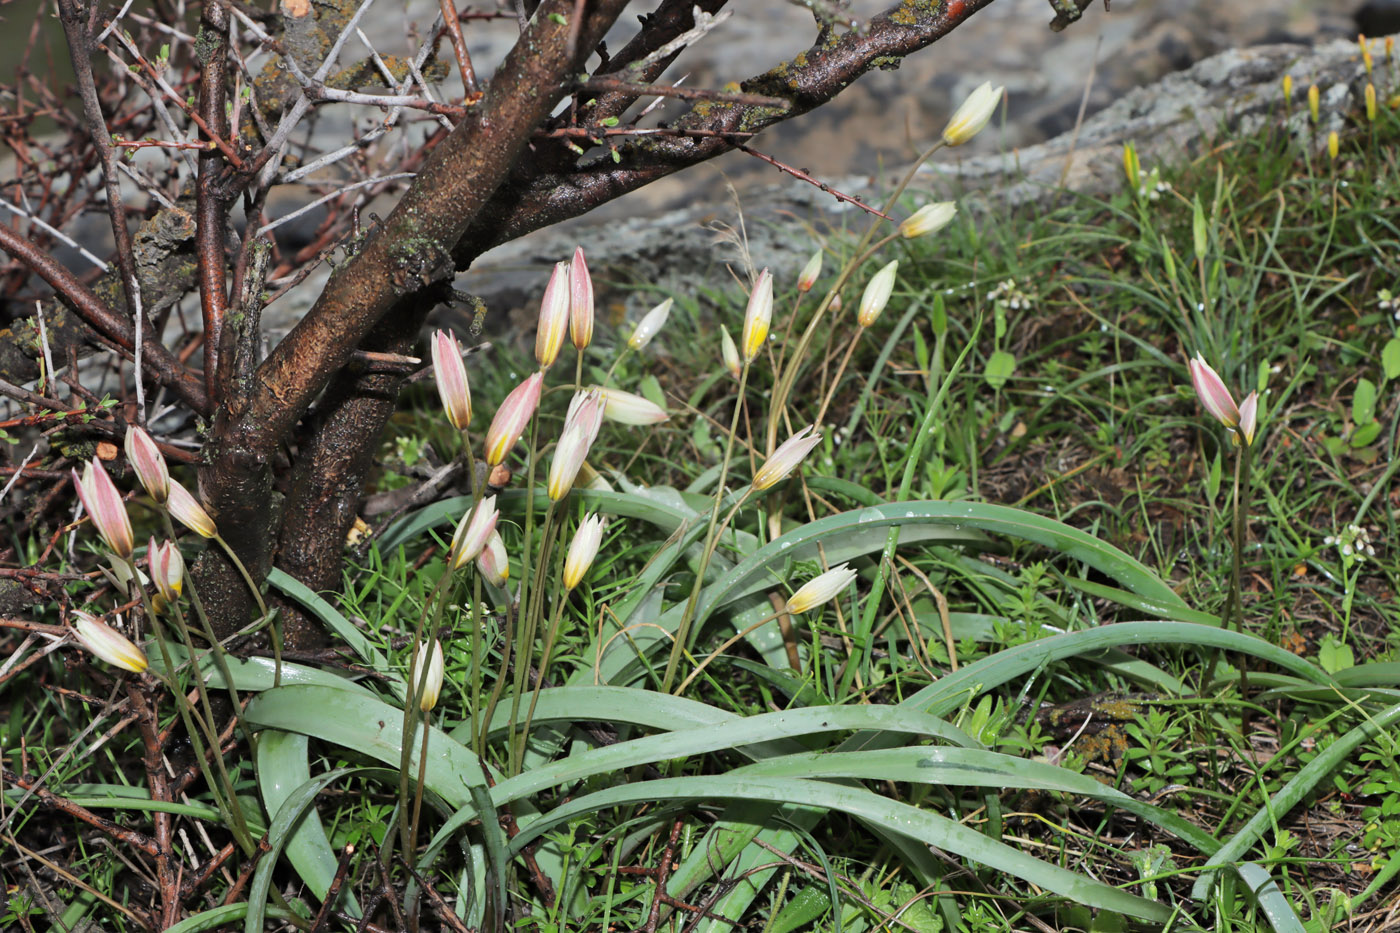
left=432, top=329, right=472, bottom=430
left=449, top=494, right=499, bottom=570
left=484, top=372, right=544, bottom=466
left=71, top=610, right=148, bottom=673
left=148, top=537, right=184, bottom=603
left=536, top=261, right=571, bottom=370
left=797, top=249, right=823, bottom=292
left=741, top=268, right=773, bottom=363
left=73, top=459, right=134, bottom=559
left=1187, top=355, right=1241, bottom=429
left=125, top=426, right=170, bottom=503
left=1238, top=392, right=1258, bottom=446
left=549, top=391, right=604, bottom=501
left=593, top=386, right=669, bottom=425
left=477, top=531, right=509, bottom=586
left=414, top=639, right=444, bottom=712
left=753, top=426, right=822, bottom=491
left=785, top=563, right=859, bottom=614
left=720, top=326, right=741, bottom=380
left=167, top=480, right=217, bottom=538
left=563, top=513, right=605, bottom=590
left=569, top=246, right=594, bottom=350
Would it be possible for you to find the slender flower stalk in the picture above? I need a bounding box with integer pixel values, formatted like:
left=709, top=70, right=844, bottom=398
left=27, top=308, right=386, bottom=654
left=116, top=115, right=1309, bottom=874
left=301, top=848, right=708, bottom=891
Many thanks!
left=74, top=459, right=134, bottom=559
left=449, top=495, right=499, bottom=569
left=71, top=610, right=148, bottom=672
left=752, top=426, right=822, bottom=491
left=741, top=268, right=773, bottom=363
left=942, top=81, right=1003, bottom=146
left=563, top=513, right=605, bottom=590
left=167, top=481, right=217, bottom=537
left=125, top=426, right=170, bottom=502
left=570, top=246, right=594, bottom=350
left=535, top=261, right=570, bottom=370
left=431, top=329, right=472, bottom=430
left=484, top=372, right=544, bottom=465
left=594, top=385, right=669, bottom=425
left=148, top=537, right=184, bottom=603
left=628, top=298, right=673, bottom=350
left=785, top=564, right=859, bottom=614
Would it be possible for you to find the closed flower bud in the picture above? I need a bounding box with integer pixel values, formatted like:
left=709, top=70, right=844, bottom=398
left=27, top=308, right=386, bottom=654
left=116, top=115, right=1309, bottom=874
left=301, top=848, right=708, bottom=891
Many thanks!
left=797, top=249, right=822, bottom=292
left=1238, top=392, right=1259, bottom=447
left=570, top=246, right=594, bottom=350
left=167, top=481, right=217, bottom=537
left=484, top=372, right=544, bottom=466
left=535, top=261, right=570, bottom=370
left=1327, top=130, right=1339, bottom=160
left=72, top=610, right=147, bottom=673
left=1366, top=83, right=1377, bottom=122
left=857, top=260, right=898, bottom=328
left=942, top=81, right=1002, bottom=146
left=432, top=329, right=472, bottom=430
left=549, top=391, right=604, bottom=501
left=593, top=386, right=669, bottom=425
left=1281, top=73, right=1293, bottom=102
left=414, top=639, right=444, bottom=712
left=125, top=425, right=170, bottom=503
left=720, top=325, right=741, bottom=380
left=148, top=537, right=184, bottom=603
left=785, top=563, right=859, bottom=614
left=741, top=268, right=773, bottom=363
left=449, top=495, right=499, bottom=570
left=628, top=298, right=673, bottom=350
left=753, top=426, right=821, bottom=491
left=1307, top=84, right=1320, bottom=123
left=1187, top=355, right=1240, bottom=429
left=898, top=202, right=956, bottom=239
left=477, top=531, right=509, bottom=586
left=563, top=513, right=605, bottom=590
left=74, top=459, right=134, bottom=559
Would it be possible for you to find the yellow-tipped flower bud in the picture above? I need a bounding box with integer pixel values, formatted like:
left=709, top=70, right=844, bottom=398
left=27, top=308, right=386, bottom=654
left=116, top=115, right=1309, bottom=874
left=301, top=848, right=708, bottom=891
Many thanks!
left=784, top=563, right=858, bottom=614
left=797, top=249, right=822, bottom=292
left=898, top=202, right=956, bottom=239
left=72, top=610, right=148, bottom=673
left=753, top=426, right=821, bottom=491
left=1366, top=83, right=1377, bottom=122
left=73, top=459, right=134, bottom=559
left=449, top=495, right=499, bottom=570
left=720, top=325, right=741, bottom=380
left=478, top=531, right=509, bottom=587
left=741, top=268, right=773, bottom=363
left=1281, top=73, right=1293, bottom=103
left=1328, top=130, right=1339, bottom=160
left=148, top=537, right=184, bottom=603
left=1360, top=33, right=1374, bottom=74
left=593, top=386, right=669, bottom=425
left=569, top=246, right=594, bottom=350
left=1308, top=84, right=1320, bottom=123
left=484, top=372, right=544, bottom=466
left=563, top=513, right=605, bottom=590
left=942, top=82, right=1002, bottom=147
left=125, top=426, right=170, bottom=503
left=167, top=481, right=217, bottom=538
left=535, top=261, right=570, bottom=370
left=414, top=639, right=444, bottom=712
left=857, top=260, right=898, bottom=328
left=432, top=329, right=472, bottom=430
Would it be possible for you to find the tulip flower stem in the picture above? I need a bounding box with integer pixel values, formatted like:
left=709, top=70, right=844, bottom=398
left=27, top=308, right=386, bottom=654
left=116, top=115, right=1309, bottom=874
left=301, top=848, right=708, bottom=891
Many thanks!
left=602, top=346, right=632, bottom=388
left=1203, top=444, right=1253, bottom=709
left=469, top=571, right=487, bottom=758
left=840, top=318, right=979, bottom=697
left=663, top=365, right=751, bottom=694
left=518, top=583, right=568, bottom=766
left=397, top=566, right=452, bottom=856
left=813, top=325, right=866, bottom=429
left=211, top=533, right=278, bottom=687
left=508, top=505, right=559, bottom=776
left=675, top=610, right=783, bottom=696
left=407, top=708, right=432, bottom=870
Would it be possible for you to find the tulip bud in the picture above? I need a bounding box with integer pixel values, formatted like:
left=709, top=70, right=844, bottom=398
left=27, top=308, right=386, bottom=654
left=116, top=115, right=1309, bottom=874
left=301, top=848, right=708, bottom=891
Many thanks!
left=167, top=481, right=217, bottom=537
left=797, top=249, right=822, bottom=292
left=1360, top=34, right=1374, bottom=74
left=1238, top=392, right=1259, bottom=447
left=412, top=639, right=444, bottom=712
left=1327, top=130, right=1339, bottom=160
left=1307, top=84, right=1320, bottom=123
left=720, top=325, right=741, bottom=380
left=432, top=329, right=472, bottom=431
left=536, top=261, right=570, bottom=370
left=563, top=513, right=605, bottom=590
left=628, top=298, right=673, bottom=350
left=942, top=82, right=1002, bottom=147
left=741, top=268, right=773, bottom=363
left=549, top=391, right=604, bottom=501
left=569, top=246, right=594, bottom=350
left=72, top=610, right=148, bottom=673
left=857, top=260, right=898, bottom=328
left=73, top=459, right=134, bottom=559
left=484, top=372, right=544, bottom=466
left=1188, top=355, right=1241, bottom=429
left=1281, top=74, right=1293, bottom=102
left=477, top=531, right=509, bottom=586
left=785, top=563, right=858, bottom=614
left=449, top=495, right=499, bottom=570
left=148, top=537, right=184, bottom=603
left=1366, top=83, right=1377, bottom=122
left=753, top=426, right=821, bottom=491
left=125, top=426, right=170, bottom=503
left=898, top=202, right=956, bottom=239
left=593, top=386, right=669, bottom=425
left=1122, top=141, right=1141, bottom=191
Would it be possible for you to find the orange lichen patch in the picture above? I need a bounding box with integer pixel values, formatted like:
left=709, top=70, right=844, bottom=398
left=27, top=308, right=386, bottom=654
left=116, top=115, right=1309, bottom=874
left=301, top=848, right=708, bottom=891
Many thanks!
left=281, top=0, right=311, bottom=18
